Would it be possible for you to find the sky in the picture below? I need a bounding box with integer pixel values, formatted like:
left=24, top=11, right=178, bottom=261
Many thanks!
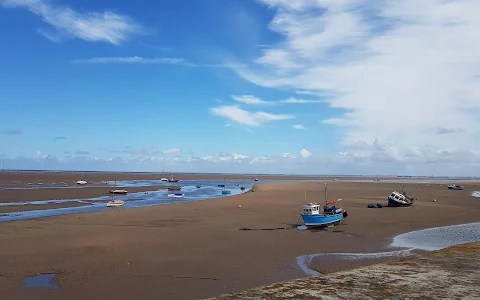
left=1, top=0, right=480, bottom=176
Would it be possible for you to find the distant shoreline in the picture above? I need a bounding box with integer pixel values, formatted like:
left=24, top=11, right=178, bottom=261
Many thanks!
left=0, top=169, right=479, bottom=179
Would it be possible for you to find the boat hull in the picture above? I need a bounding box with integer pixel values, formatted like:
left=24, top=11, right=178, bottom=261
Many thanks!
left=388, top=197, right=413, bottom=207
left=168, top=193, right=184, bottom=198
left=301, top=212, right=344, bottom=228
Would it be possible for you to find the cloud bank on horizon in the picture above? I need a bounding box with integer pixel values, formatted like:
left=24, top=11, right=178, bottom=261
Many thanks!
left=1, top=0, right=480, bottom=176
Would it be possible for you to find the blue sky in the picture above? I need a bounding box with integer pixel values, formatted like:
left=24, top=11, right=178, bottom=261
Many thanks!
left=1, top=0, right=480, bottom=176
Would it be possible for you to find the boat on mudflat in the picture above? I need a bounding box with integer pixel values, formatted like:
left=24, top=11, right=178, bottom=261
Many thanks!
left=168, top=193, right=184, bottom=198
left=107, top=200, right=125, bottom=207
left=388, top=189, right=414, bottom=207
left=447, top=184, right=464, bottom=190
left=109, top=189, right=128, bottom=195
left=300, top=183, right=347, bottom=228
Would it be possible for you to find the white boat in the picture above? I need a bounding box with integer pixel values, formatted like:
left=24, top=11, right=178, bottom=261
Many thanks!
left=107, top=200, right=125, bottom=207
left=160, top=178, right=169, bottom=182
left=168, top=193, right=185, bottom=198
left=388, top=190, right=414, bottom=207
left=76, top=180, right=87, bottom=185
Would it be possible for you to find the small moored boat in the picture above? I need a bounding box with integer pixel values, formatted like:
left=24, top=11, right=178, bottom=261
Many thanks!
left=109, top=189, right=128, bottom=195
left=221, top=190, right=231, bottom=195
left=168, top=193, right=184, bottom=198
left=300, top=183, right=347, bottom=228
left=76, top=180, right=87, bottom=185
left=447, top=184, right=464, bottom=190
left=388, top=189, right=414, bottom=207
left=107, top=200, right=125, bottom=207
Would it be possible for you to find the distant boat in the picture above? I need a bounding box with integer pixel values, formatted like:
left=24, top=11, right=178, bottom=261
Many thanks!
left=254, top=178, right=259, bottom=181
left=240, top=186, right=245, bottom=191
left=109, top=189, right=128, bottom=195
left=221, top=177, right=230, bottom=195
left=447, top=184, right=464, bottom=190
left=167, top=178, right=182, bottom=191
left=168, top=175, right=179, bottom=182
left=168, top=193, right=184, bottom=198
left=300, top=183, right=347, bottom=228
left=108, top=176, right=127, bottom=195
left=388, top=189, right=414, bottom=207
left=160, top=178, right=169, bottom=182
left=76, top=180, right=87, bottom=185
left=196, top=180, right=201, bottom=188
left=107, top=200, right=125, bottom=207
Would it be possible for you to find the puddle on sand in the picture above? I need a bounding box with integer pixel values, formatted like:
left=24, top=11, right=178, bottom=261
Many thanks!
left=22, top=274, right=59, bottom=290
left=297, top=225, right=307, bottom=230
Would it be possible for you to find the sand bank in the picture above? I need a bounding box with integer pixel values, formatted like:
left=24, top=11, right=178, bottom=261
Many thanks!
left=210, top=242, right=480, bottom=299
left=0, top=180, right=479, bottom=299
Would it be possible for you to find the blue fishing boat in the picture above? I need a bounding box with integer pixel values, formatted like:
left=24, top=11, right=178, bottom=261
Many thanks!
left=221, top=190, right=231, bottom=195
left=300, top=183, right=347, bottom=228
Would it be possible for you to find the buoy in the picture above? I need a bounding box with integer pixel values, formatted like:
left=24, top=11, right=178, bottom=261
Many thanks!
left=238, top=204, right=242, bottom=208
left=367, top=203, right=375, bottom=208
left=433, top=199, right=437, bottom=202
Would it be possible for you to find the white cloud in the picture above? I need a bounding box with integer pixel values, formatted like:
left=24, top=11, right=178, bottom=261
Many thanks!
left=293, top=124, right=305, bottom=130
left=210, top=105, right=294, bottom=127
left=1, top=0, right=144, bottom=45
left=71, top=56, right=192, bottom=65
left=231, top=95, right=275, bottom=105
left=300, top=149, right=311, bottom=158
left=230, top=0, right=480, bottom=170
left=281, top=97, right=323, bottom=104
left=162, top=148, right=182, bottom=155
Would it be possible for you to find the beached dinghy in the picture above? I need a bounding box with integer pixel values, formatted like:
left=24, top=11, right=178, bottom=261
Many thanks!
left=168, top=193, right=185, bottom=198
left=388, top=190, right=414, bottom=207
left=76, top=180, right=87, bottom=185
left=107, top=200, right=125, bottom=207
left=300, top=183, right=347, bottom=228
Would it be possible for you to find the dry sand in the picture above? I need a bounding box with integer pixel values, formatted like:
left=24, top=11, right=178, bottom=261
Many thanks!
left=0, top=172, right=479, bottom=300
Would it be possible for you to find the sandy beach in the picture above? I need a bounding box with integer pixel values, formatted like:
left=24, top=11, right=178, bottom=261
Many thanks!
left=0, top=171, right=479, bottom=299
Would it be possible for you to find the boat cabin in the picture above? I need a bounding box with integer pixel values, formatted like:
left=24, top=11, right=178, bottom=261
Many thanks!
left=389, top=191, right=406, bottom=201
left=301, top=203, right=321, bottom=215
left=302, top=202, right=343, bottom=215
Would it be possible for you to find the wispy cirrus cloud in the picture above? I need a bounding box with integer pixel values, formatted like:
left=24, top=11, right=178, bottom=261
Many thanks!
left=231, top=95, right=276, bottom=106
left=162, top=147, right=182, bottom=155
left=281, top=97, right=323, bottom=104
left=0, top=129, right=22, bottom=135
left=53, top=136, right=67, bottom=141
left=71, top=56, right=193, bottom=66
left=1, top=0, right=144, bottom=45
left=230, top=0, right=480, bottom=167
left=210, top=105, right=293, bottom=127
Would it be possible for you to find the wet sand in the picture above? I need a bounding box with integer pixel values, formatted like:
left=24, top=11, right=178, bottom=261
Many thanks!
left=0, top=175, right=479, bottom=300
left=0, top=202, right=90, bottom=213
left=0, top=186, right=168, bottom=204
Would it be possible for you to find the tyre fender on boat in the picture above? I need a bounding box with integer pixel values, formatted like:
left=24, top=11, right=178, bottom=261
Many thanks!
left=343, top=211, right=348, bottom=218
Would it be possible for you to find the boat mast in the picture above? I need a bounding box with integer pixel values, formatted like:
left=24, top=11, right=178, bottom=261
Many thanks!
left=324, top=182, right=328, bottom=205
